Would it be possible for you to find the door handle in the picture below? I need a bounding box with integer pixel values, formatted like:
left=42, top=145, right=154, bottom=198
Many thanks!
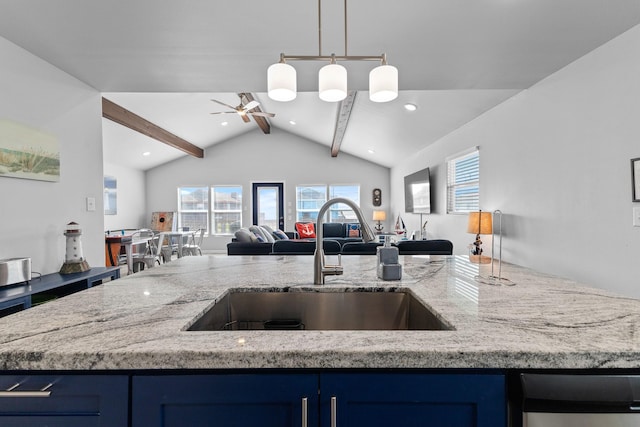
left=331, top=396, right=337, bottom=427
left=0, top=382, right=53, bottom=398
left=301, top=397, right=308, bottom=427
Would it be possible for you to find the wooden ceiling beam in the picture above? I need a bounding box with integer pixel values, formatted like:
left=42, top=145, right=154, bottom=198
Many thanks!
left=330, top=91, right=357, bottom=157
left=102, top=97, right=204, bottom=158
left=239, top=92, right=271, bottom=134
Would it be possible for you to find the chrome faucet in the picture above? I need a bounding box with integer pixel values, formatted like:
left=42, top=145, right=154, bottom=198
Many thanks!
left=314, top=198, right=377, bottom=284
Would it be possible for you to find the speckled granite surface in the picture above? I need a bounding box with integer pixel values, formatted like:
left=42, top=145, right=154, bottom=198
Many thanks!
left=0, top=254, right=638, bottom=370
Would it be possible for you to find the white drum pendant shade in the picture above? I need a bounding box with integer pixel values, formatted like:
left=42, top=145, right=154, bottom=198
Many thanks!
left=268, top=62, right=297, bottom=101
left=369, top=64, right=398, bottom=102
left=318, top=63, right=347, bottom=102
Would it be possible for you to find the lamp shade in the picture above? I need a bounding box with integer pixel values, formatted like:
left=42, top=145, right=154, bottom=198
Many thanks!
left=467, top=211, right=492, bottom=235
left=372, top=210, right=386, bottom=221
left=319, top=63, right=347, bottom=102
left=268, top=62, right=297, bottom=101
left=369, top=64, right=398, bottom=103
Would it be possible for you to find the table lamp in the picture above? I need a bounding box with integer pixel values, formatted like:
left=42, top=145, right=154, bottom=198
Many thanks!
left=373, top=210, right=386, bottom=233
left=467, top=210, right=492, bottom=263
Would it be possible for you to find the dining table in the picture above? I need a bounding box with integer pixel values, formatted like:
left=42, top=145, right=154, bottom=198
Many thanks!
left=161, top=230, right=196, bottom=259
left=105, top=231, right=153, bottom=275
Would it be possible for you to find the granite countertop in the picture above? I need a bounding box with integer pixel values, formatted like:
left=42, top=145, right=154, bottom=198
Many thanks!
left=0, top=254, right=638, bottom=371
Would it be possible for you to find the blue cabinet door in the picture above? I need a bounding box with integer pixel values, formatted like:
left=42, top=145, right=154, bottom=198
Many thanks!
left=0, top=374, right=128, bottom=427
left=133, top=373, right=319, bottom=427
left=320, top=373, right=506, bottom=427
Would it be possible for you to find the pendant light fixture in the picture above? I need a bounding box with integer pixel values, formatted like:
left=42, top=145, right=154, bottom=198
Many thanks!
left=267, top=0, right=398, bottom=103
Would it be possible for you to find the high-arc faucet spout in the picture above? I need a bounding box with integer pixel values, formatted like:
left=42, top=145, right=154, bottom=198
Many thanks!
left=314, top=198, right=377, bottom=284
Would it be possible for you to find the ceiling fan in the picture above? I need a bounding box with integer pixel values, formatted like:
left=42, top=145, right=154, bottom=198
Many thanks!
left=210, top=93, right=275, bottom=130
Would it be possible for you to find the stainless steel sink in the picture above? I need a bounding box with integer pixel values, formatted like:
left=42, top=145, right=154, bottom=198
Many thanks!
left=187, top=289, right=453, bottom=331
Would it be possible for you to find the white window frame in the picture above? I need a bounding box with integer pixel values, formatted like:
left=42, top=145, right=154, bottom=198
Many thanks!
left=210, top=185, right=243, bottom=236
left=177, top=186, right=209, bottom=232
left=295, top=184, right=361, bottom=223
left=447, top=147, right=480, bottom=214
left=295, top=185, right=327, bottom=222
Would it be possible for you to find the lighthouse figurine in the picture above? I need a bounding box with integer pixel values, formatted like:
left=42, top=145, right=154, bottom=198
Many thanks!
left=60, top=221, right=91, bottom=274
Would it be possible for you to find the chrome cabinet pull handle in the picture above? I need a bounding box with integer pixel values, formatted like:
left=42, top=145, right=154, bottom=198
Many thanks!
left=331, top=396, right=337, bottom=427
left=301, top=397, right=308, bottom=427
left=0, top=382, right=53, bottom=398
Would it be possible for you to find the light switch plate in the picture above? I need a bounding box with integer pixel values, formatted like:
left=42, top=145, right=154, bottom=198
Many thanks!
left=86, top=197, right=96, bottom=212
left=633, top=207, right=640, bottom=227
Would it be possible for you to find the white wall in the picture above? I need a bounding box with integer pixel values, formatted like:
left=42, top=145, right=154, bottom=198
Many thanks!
left=391, top=24, right=640, bottom=297
left=146, top=128, right=391, bottom=251
left=103, top=162, right=147, bottom=232
left=0, top=36, right=105, bottom=274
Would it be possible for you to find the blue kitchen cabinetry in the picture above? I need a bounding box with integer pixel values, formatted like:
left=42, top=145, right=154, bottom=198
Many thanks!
left=132, top=371, right=506, bottom=427
left=321, top=372, right=506, bottom=427
left=133, top=373, right=320, bottom=427
left=0, top=374, right=128, bottom=426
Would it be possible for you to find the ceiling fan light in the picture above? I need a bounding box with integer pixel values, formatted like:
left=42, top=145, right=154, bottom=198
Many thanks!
left=318, top=63, right=347, bottom=102
left=369, top=64, right=398, bottom=103
left=268, top=62, right=297, bottom=102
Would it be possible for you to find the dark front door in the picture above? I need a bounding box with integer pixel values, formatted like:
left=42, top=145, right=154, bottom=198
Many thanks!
left=252, top=182, right=284, bottom=231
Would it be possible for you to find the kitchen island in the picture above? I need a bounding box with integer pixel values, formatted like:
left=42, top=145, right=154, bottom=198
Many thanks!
left=0, top=255, right=638, bottom=426
left=0, top=254, right=638, bottom=370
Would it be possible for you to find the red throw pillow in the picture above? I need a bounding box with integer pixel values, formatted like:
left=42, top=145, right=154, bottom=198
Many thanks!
left=295, top=222, right=316, bottom=238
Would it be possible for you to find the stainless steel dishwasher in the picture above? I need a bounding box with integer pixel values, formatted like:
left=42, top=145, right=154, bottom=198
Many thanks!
left=521, top=373, right=640, bottom=427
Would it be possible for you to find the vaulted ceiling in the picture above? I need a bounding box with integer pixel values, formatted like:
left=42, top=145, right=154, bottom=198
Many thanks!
left=1, top=0, right=639, bottom=170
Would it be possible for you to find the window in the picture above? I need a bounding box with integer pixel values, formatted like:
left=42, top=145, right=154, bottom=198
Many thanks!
left=295, top=184, right=360, bottom=223
left=211, top=186, right=242, bottom=235
left=178, top=187, right=209, bottom=231
left=328, top=184, right=360, bottom=223
left=447, top=148, right=480, bottom=213
left=296, top=185, right=326, bottom=222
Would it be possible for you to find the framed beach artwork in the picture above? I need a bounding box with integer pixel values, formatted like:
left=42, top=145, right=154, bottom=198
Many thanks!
left=104, top=175, right=117, bottom=215
left=0, top=119, right=60, bottom=182
left=632, top=157, right=640, bottom=202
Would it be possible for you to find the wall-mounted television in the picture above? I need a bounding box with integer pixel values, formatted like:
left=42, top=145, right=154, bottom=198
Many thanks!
left=404, top=167, right=431, bottom=214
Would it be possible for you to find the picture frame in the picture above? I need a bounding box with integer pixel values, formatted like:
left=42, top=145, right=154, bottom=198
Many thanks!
left=632, top=158, right=640, bottom=202
left=104, top=175, right=117, bottom=215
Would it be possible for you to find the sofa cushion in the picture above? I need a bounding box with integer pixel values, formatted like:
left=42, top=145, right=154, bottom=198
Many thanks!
left=295, top=222, right=316, bottom=239
left=323, top=222, right=344, bottom=238
left=234, top=228, right=257, bottom=243
left=272, top=229, right=289, bottom=240
left=249, top=225, right=270, bottom=243
left=345, top=223, right=361, bottom=238
left=259, top=226, right=276, bottom=243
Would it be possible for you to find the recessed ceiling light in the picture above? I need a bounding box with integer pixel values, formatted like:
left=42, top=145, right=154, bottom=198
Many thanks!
left=221, top=121, right=228, bottom=126
left=368, top=149, right=376, bottom=154
left=404, top=103, right=417, bottom=111
left=142, top=151, right=151, bottom=156
left=289, top=120, right=296, bottom=125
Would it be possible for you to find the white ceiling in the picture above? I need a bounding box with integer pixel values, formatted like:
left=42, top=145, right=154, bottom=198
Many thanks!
left=1, top=0, right=639, bottom=170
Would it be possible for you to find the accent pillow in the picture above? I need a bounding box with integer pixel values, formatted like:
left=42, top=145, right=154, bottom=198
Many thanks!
left=272, top=229, right=289, bottom=240
left=345, top=223, right=361, bottom=238
left=249, top=225, right=271, bottom=243
left=260, top=225, right=278, bottom=242
left=235, top=228, right=257, bottom=243
left=259, top=226, right=275, bottom=243
left=295, top=222, right=316, bottom=239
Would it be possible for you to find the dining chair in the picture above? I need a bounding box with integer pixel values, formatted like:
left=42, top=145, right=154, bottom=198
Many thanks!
left=181, top=229, right=204, bottom=256
left=132, top=231, right=166, bottom=272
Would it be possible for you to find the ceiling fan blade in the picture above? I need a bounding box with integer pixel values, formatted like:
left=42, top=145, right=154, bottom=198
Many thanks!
left=211, top=99, right=237, bottom=110
left=210, top=111, right=238, bottom=115
left=240, top=114, right=251, bottom=123
left=243, top=100, right=260, bottom=111
left=250, top=112, right=276, bottom=118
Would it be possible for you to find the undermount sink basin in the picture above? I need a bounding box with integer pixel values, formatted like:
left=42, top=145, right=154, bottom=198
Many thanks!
left=186, top=289, right=453, bottom=331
